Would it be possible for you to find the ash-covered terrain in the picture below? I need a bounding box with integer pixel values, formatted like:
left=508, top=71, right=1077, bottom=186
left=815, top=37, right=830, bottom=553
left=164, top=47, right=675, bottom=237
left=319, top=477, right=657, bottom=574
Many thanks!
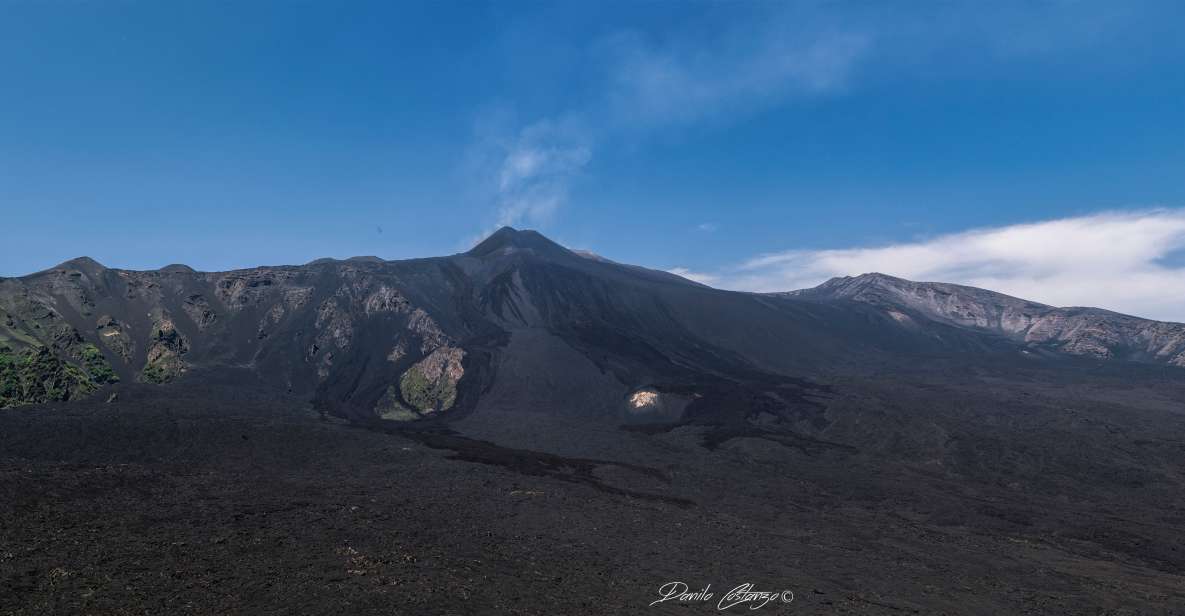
left=3, top=228, right=1185, bottom=614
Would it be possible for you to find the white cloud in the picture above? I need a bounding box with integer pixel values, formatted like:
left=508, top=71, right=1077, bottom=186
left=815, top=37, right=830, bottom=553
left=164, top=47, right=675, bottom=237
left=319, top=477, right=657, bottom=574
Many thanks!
left=705, top=209, right=1185, bottom=322
left=697, top=223, right=718, bottom=232
left=667, top=267, right=720, bottom=286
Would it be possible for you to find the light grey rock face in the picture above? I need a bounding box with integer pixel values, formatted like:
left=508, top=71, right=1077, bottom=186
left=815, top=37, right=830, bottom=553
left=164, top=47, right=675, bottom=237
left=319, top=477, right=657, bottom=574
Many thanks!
left=787, top=273, right=1050, bottom=334
left=787, top=273, right=1185, bottom=365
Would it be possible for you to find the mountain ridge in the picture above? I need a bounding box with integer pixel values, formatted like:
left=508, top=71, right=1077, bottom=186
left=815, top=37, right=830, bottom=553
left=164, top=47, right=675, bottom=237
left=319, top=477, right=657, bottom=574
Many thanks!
left=4, top=229, right=1185, bottom=413
left=784, top=272, right=1185, bottom=365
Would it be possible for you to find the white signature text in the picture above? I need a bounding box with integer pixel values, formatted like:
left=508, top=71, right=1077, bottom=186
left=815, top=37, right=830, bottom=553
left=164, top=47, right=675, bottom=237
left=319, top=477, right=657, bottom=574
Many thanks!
left=650, top=581, right=794, bottom=610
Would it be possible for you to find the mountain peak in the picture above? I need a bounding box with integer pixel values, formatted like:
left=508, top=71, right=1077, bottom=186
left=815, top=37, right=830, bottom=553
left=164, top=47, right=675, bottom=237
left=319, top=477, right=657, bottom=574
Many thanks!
left=854, top=272, right=905, bottom=282
left=159, top=263, right=196, bottom=273
left=53, top=256, right=107, bottom=273
left=826, top=272, right=908, bottom=287
left=467, top=226, right=571, bottom=259
left=797, top=272, right=912, bottom=297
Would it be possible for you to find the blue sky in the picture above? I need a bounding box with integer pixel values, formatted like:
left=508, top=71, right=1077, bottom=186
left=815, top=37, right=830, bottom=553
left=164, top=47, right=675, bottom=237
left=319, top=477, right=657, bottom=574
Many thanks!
left=4, top=2, right=1185, bottom=317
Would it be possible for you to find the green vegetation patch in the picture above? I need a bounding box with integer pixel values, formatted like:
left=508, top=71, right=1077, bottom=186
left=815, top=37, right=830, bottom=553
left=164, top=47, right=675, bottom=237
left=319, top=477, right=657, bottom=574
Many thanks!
left=374, top=385, right=420, bottom=421
left=0, top=347, right=99, bottom=409
left=140, top=355, right=184, bottom=384
left=399, top=364, right=458, bottom=414
left=79, top=343, right=119, bottom=384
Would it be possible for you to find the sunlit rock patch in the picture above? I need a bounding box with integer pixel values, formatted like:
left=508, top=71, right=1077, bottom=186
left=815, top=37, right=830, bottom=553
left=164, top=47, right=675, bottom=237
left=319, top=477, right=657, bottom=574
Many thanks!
left=386, top=339, right=408, bottom=364
left=363, top=285, right=410, bottom=316
left=406, top=309, right=449, bottom=353
left=140, top=313, right=189, bottom=384
left=629, top=389, right=661, bottom=411
left=399, top=346, right=465, bottom=414
left=886, top=310, right=914, bottom=326
left=95, top=315, right=135, bottom=363
left=625, top=387, right=691, bottom=422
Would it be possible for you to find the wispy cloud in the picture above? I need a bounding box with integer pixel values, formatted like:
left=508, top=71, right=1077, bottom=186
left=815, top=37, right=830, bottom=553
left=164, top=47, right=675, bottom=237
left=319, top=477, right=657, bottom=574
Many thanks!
left=463, top=2, right=1165, bottom=243
left=492, top=121, right=592, bottom=229
left=600, top=25, right=868, bottom=129
left=464, top=113, right=593, bottom=241
left=682, top=209, right=1185, bottom=322
left=467, top=9, right=871, bottom=238
left=666, top=267, right=720, bottom=286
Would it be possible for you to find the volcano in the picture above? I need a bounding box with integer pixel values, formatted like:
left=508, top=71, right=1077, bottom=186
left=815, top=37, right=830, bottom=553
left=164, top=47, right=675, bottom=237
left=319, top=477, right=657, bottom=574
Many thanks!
left=3, top=229, right=1185, bottom=614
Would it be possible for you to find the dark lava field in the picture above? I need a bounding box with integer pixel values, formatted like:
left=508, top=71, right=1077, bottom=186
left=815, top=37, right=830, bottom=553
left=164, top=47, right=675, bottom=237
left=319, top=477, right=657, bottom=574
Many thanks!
left=3, top=360, right=1185, bottom=615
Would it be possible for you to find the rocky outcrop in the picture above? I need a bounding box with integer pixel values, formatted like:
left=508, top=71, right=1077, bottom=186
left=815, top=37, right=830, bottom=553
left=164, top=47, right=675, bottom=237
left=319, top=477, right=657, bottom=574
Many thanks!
left=399, top=346, right=465, bottom=414
left=406, top=309, right=449, bottom=353
left=95, top=315, right=134, bottom=363
left=363, top=285, right=410, bottom=316
left=212, top=269, right=303, bottom=310
left=625, top=387, right=691, bottom=421
left=0, top=252, right=480, bottom=411
left=386, top=339, right=408, bottom=364
left=310, top=298, right=353, bottom=380
left=0, top=279, right=119, bottom=406
left=182, top=294, right=218, bottom=331
left=141, top=314, right=189, bottom=383
left=786, top=273, right=1051, bottom=332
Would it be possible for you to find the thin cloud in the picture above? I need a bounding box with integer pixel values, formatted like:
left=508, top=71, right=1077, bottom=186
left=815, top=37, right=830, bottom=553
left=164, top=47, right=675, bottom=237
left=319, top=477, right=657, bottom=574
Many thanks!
left=706, top=209, right=1185, bottom=322
left=667, top=267, right=720, bottom=286
left=493, top=130, right=591, bottom=229
left=464, top=114, right=593, bottom=242
left=468, top=10, right=871, bottom=235
left=464, top=2, right=1163, bottom=239
left=600, top=26, right=868, bottom=129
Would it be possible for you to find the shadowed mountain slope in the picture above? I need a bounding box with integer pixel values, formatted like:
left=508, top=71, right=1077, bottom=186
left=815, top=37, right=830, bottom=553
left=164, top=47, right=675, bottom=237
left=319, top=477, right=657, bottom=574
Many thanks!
left=3, top=230, right=1183, bottom=415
